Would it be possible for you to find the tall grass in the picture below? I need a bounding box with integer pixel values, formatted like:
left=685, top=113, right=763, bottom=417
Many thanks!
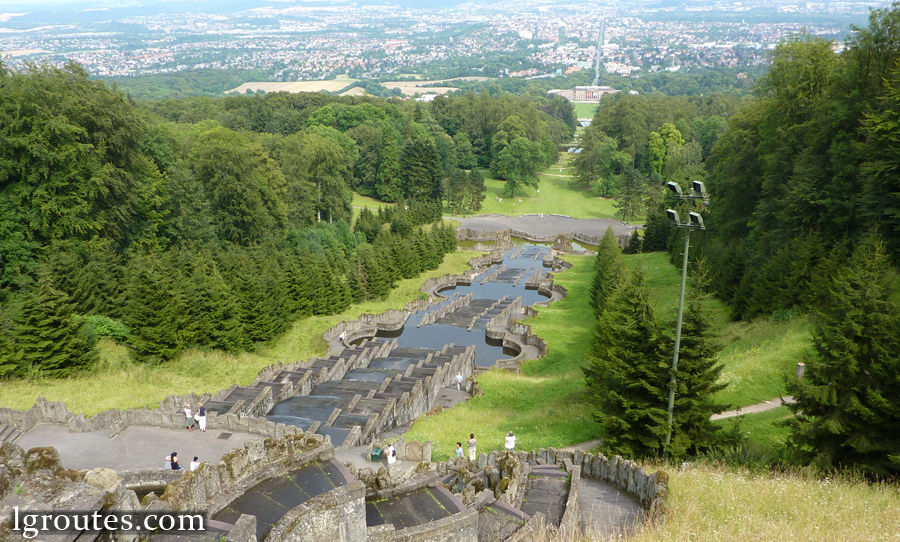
left=0, top=250, right=476, bottom=416
left=628, top=463, right=900, bottom=542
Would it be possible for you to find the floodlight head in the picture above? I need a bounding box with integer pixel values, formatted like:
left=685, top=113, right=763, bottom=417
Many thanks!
left=667, top=182, right=683, bottom=198
left=667, top=209, right=680, bottom=225
left=689, top=212, right=705, bottom=229
left=692, top=181, right=707, bottom=199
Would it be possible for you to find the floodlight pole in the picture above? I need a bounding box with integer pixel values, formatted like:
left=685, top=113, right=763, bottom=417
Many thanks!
left=664, top=217, right=692, bottom=453
left=663, top=183, right=707, bottom=458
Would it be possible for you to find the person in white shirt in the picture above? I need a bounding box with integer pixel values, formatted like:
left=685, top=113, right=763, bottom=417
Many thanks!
left=505, top=431, right=516, bottom=452
left=455, top=372, right=463, bottom=390
left=190, top=457, right=200, bottom=472
left=386, top=443, right=396, bottom=465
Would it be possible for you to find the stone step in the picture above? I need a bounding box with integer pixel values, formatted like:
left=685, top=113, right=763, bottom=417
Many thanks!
left=0, top=425, right=21, bottom=444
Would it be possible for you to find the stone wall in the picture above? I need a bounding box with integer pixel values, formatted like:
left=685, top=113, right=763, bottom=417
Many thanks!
left=557, top=460, right=581, bottom=537
left=457, top=225, right=631, bottom=250
left=161, top=433, right=332, bottom=514
left=515, top=448, right=668, bottom=513
left=485, top=297, right=522, bottom=341
left=266, top=475, right=366, bottom=542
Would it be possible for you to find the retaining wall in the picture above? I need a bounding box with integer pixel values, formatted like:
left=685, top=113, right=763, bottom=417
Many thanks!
left=457, top=226, right=630, bottom=249
left=265, top=468, right=366, bottom=542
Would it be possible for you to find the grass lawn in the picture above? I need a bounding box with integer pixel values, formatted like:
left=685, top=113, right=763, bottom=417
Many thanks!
left=0, top=250, right=477, bottom=416
left=473, top=167, right=642, bottom=223
left=713, top=405, right=794, bottom=452
left=573, top=103, right=599, bottom=119
left=623, top=252, right=811, bottom=410
left=408, top=250, right=814, bottom=460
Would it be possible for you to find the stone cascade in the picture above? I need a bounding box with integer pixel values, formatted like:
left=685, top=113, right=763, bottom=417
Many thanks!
left=542, top=250, right=574, bottom=271
left=524, top=269, right=543, bottom=289
left=510, top=267, right=532, bottom=287
left=417, top=292, right=474, bottom=327
left=467, top=296, right=509, bottom=332
left=263, top=342, right=478, bottom=449
left=456, top=226, right=606, bottom=252
left=484, top=297, right=523, bottom=341
left=479, top=265, right=507, bottom=285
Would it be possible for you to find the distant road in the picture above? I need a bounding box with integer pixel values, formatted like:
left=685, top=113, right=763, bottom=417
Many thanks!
left=452, top=213, right=635, bottom=238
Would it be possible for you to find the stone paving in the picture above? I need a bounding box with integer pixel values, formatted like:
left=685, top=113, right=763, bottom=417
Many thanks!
left=577, top=478, right=645, bottom=539
left=14, top=424, right=259, bottom=472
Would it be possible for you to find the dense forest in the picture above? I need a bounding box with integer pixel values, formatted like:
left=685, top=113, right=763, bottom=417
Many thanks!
left=580, top=4, right=900, bottom=476
left=0, top=62, right=575, bottom=378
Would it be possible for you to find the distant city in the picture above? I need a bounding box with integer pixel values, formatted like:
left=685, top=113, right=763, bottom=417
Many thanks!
left=0, top=0, right=890, bottom=89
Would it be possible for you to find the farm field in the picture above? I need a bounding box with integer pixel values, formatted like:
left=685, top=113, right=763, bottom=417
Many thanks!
left=379, top=77, right=492, bottom=96
left=225, top=75, right=357, bottom=94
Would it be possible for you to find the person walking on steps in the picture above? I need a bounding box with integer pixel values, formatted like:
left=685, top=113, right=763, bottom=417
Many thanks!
left=467, top=433, right=477, bottom=461
left=455, top=372, right=464, bottom=391
left=338, top=330, right=346, bottom=345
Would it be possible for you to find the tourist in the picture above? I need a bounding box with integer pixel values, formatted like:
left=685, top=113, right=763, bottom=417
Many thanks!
left=170, top=452, right=182, bottom=470
left=338, top=330, right=346, bottom=344
left=505, top=431, right=516, bottom=452
left=467, top=433, right=477, bottom=461
left=190, top=457, right=200, bottom=472
left=455, top=372, right=464, bottom=390
left=184, top=404, right=195, bottom=432
left=197, top=403, right=207, bottom=432
left=386, top=443, right=396, bottom=465
left=456, top=442, right=463, bottom=459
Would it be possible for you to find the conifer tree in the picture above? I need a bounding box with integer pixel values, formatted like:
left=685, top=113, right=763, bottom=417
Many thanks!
left=377, top=131, right=403, bottom=202
left=283, top=255, right=318, bottom=317
left=642, top=209, right=672, bottom=252
left=590, top=228, right=627, bottom=319
left=585, top=266, right=670, bottom=458
left=668, top=272, right=728, bottom=457
left=345, top=262, right=367, bottom=304
left=180, top=250, right=244, bottom=352
left=786, top=238, right=900, bottom=477
left=357, top=244, right=391, bottom=299
left=623, top=230, right=642, bottom=254
left=123, top=255, right=184, bottom=364
left=12, top=270, right=95, bottom=377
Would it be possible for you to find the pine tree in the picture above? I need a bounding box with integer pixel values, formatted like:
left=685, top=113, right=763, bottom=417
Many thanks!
left=786, top=238, right=900, bottom=477
left=585, top=266, right=670, bottom=458
left=12, top=270, right=95, bottom=377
